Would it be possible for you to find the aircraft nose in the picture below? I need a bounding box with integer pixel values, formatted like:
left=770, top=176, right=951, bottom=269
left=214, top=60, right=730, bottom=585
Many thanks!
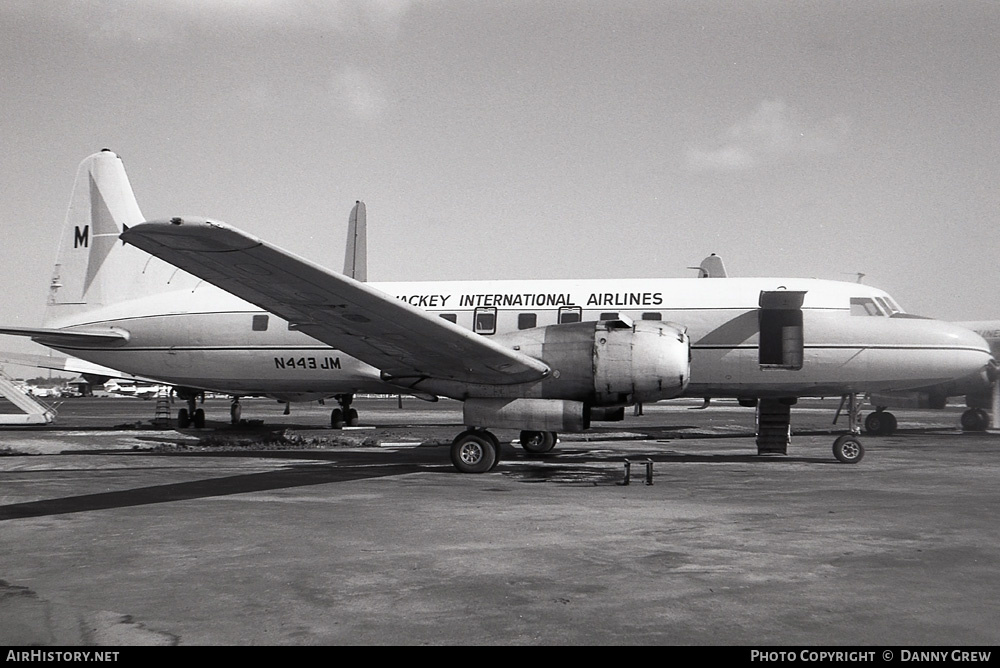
left=941, top=321, right=995, bottom=372
left=944, top=322, right=993, bottom=355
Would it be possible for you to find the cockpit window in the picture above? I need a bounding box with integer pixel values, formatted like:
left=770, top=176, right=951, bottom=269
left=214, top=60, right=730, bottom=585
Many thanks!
left=876, top=296, right=905, bottom=316
left=879, top=296, right=904, bottom=314
left=850, top=297, right=884, bottom=316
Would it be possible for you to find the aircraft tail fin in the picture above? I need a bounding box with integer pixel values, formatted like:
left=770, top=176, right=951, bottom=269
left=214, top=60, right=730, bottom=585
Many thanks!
left=344, top=200, right=367, bottom=281
left=694, top=253, right=728, bottom=278
left=43, top=150, right=190, bottom=327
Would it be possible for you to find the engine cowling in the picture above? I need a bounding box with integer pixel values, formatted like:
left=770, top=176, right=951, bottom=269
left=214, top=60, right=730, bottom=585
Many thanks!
left=494, top=318, right=690, bottom=404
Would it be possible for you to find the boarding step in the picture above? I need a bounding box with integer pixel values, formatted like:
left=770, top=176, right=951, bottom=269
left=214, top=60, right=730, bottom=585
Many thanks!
left=0, top=368, right=56, bottom=425
left=756, top=399, right=790, bottom=455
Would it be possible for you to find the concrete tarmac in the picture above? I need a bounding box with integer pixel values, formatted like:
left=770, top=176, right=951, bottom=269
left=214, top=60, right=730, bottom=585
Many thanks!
left=1, top=397, right=998, bottom=645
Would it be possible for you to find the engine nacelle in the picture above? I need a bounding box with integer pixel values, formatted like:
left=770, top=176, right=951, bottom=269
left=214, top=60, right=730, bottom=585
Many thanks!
left=494, top=318, right=690, bottom=405
left=464, top=398, right=588, bottom=432
left=869, top=391, right=947, bottom=410
left=462, top=400, right=630, bottom=432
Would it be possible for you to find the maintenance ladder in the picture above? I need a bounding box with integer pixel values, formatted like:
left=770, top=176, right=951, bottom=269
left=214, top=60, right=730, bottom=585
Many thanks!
left=152, top=387, right=172, bottom=427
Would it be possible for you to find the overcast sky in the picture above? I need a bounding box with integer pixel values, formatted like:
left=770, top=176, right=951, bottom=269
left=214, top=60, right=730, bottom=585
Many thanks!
left=1, top=1, right=998, bottom=370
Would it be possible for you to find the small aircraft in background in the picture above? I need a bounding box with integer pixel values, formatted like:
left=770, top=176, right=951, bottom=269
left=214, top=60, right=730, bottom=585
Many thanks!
left=103, top=379, right=168, bottom=399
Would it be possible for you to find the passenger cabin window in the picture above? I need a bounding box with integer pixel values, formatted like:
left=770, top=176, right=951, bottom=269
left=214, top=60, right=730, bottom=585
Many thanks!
left=558, top=306, right=582, bottom=324
left=641, top=312, right=662, bottom=321
left=474, top=307, right=497, bottom=335
left=252, top=315, right=269, bottom=331
left=439, top=313, right=457, bottom=323
left=518, top=313, right=537, bottom=330
left=850, top=297, right=884, bottom=316
left=599, top=312, right=619, bottom=320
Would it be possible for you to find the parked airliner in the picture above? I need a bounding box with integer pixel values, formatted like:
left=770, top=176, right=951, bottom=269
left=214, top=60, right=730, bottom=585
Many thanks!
left=1, top=151, right=993, bottom=472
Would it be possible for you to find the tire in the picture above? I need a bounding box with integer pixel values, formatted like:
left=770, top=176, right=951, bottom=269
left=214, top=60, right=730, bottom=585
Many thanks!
left=482, top=431, right=502, bottom=470
left=450, top=432, right=498, bottom=473
left=961, top=408, right=989, bottom=432
left=193, top=408, right=206, bottom=429
left=881, top=412, right=897, bottom=435
left=347, top=408, right=359, bottom=427
left=865, top=411, right=897, bottom=436
left=519, top=430, right=557, bottom=454
left=331, top=408, right=344, bottom=429
left=864, top=412, right=883, bottom=436
left=833, top=435, right=865, bottom=464
left=178, top=408, right=191, bottom=429
left=230, top=403, right=241, bottom=425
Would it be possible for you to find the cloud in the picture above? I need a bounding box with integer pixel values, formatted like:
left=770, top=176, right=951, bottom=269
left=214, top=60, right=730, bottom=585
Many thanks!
left=685, top=100, right=849, bottom=172
left=9, top=0, right=418, bottom=44
left=330, top=66, right=389, bottom=120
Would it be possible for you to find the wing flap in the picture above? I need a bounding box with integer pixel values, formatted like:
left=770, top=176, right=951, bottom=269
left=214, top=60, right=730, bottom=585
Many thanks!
left=121, top=218, right=549, bottom=385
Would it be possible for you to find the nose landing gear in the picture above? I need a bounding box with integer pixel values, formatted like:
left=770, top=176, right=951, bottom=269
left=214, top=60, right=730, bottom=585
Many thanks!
left=833, top=393, right=865, bottom=463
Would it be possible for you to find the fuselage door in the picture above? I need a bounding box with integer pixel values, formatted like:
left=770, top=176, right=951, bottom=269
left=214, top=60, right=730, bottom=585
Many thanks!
left=758, top=290, right=806, bottom=370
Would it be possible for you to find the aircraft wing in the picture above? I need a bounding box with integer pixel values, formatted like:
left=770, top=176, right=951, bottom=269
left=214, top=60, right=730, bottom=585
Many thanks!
left=121, top=217, right=550, bottom=386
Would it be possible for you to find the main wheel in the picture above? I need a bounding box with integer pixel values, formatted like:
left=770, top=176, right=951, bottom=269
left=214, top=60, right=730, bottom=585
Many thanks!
left=864, top=411, right=897, bottom=436
left=481, top=431, right=502, bottom=470
left=347, top=408, right=359, bottom=427
left=230, top=402, right=242, bottom=425
left=193, top=408, right=206, bottom=429
left=450, top=432, right=498, bottom=473
left=331, top=408, right=344, bottom=429
left=519, top=430, right=557, bottom=454
left=177, top=408, right=191, bottom=429
left=961, top=408, right=989, bottom=432
left=833, top=435, right=865, bottom=464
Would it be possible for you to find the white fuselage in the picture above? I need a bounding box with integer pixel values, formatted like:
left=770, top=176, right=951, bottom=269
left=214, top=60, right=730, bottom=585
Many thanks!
left=43, top=276, right=993, bottom=403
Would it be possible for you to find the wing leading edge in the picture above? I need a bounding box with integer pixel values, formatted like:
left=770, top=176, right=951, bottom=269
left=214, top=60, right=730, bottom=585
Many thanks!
left=121, top=217, right=550, bottom=388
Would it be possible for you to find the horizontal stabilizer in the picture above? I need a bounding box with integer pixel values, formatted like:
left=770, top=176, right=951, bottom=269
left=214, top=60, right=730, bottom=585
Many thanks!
left=0, top=350, right=156, bottom=382
left=0, top=326, right=129, bottom=348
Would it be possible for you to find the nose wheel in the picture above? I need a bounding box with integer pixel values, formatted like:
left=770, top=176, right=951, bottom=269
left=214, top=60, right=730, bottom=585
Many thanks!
left=833, top=434, right=865, bottom=463
left=833, top=393, right=865, bottom=463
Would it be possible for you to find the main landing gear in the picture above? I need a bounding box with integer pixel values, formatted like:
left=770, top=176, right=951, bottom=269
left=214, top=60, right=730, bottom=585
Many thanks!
left=960, top=408, right=990, bottom=432
left=330, top=394, right=359, bottom=429
left=448, top=429, right=559, bottom=473
left=176, top=390, right=206, bottom=429
left=864, top=408, right=898, bottom=436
